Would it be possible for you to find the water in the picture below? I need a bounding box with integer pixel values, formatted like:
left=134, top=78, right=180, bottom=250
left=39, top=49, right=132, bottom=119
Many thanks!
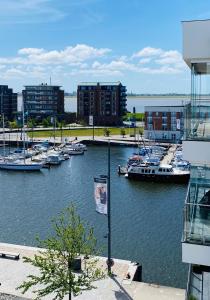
left=0, top=145, right=188, bottom=288
left=18, top=95, right=189, bottom=113
left=64, top=96, right=189, bottom=113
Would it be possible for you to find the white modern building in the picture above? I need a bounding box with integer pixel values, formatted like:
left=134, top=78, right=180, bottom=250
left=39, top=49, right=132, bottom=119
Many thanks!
left=182, top=19, right=210, bottom=299
left=144, top=105, right=184, bottom=142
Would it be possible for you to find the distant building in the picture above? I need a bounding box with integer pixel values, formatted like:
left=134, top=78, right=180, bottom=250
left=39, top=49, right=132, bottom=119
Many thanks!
left=77, top=82, right=127, bottom=126
left=144, top=106, right=184, bottom=142
left=0, top=85, right=17, bottom=121
left=22, top=83, right=64, bottom=119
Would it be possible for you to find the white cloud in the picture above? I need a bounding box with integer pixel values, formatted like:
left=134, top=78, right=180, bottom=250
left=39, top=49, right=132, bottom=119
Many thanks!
left=2, top=68, right=26, bottom=79
left=132, top=47, right=163, bottom=58
left=0, top=45, right=111, bottom=66
left=138, top=58, right=151, bottom=64
left=0, top=44, right=188, bottom=85
left=18, top=48, right=45, bottom=55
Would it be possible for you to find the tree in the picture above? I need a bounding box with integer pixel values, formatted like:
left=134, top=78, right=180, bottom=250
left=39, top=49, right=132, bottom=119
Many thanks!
left=42, top=117, right=51, bottom=127
left=8, top=120, right=18, bottom=129
left=17, top=205, right=105, bottom=300
left=104, top=128, right=111, bottom=137
left=120, top=128, right=126, bottom=138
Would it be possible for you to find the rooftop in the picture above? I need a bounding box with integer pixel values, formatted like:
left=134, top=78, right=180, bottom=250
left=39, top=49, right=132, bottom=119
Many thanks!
left=78, top=81, right=122, bottom=86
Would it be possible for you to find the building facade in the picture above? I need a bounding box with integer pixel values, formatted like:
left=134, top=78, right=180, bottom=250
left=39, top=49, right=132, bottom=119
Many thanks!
left=22, top=84, right=64, bottom=119
left=77, top=82, right=127, bottom=126
left=0, top=85, right=17, bottom=121
left=144, top=106, right=184, bottom=142
left=182, top=19, right=210, bottom=299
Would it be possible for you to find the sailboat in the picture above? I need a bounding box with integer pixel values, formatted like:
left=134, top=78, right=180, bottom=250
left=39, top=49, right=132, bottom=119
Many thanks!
left=0, top=108, right=43, bottom=171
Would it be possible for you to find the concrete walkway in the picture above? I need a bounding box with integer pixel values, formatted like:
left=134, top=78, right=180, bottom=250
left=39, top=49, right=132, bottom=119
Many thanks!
left=0, top=243, right=185, bottom=300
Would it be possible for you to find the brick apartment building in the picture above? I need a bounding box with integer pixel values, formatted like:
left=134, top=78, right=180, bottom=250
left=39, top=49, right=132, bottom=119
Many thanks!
left=144, top=106, right=184, bottom=142
left=22, top=83, right=64, bottom=120
left=0, top=85, right=17, bottom=121
left=77, top=82, right=127, bottom=126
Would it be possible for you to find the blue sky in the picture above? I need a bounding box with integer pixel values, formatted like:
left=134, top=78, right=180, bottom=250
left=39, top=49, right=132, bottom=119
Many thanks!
left=0, top=0, right=209, bottom=93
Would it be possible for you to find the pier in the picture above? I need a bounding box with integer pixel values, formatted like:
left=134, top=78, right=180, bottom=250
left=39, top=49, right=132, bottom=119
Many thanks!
left=0, top=243, right=185, bottom=300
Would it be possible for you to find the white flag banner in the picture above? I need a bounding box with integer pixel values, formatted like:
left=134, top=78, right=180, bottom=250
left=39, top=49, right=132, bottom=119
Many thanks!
left=89, top=115, right=93, bottom=126
left=94, top=177, right=107, bottom=215
left=176, top=119, right=180, bottom=130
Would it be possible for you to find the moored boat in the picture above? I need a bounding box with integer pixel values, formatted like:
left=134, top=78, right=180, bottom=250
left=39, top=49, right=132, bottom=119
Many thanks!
left=0, top=160, right=43, bottom=171
left=127, top=163, right=190, bottom=183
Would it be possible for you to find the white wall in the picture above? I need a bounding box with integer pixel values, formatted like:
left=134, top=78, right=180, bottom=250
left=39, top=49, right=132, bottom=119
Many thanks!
left=182, top=242, right=210, bottom=266
left=144, top=130, right=181, bottom=141
left=182, top=20, right=210, bottom=67
left=145, top=106, right=184, bottom=113
left=183, top=140, right=210, bottom=164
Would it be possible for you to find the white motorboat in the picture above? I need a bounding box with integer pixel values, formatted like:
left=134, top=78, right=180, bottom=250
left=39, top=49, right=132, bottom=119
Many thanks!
left=66, top=143, right=87, bottom=151
left=62, top=147, right=84, bottom=155
left=46, top=154, right=62, bottom=165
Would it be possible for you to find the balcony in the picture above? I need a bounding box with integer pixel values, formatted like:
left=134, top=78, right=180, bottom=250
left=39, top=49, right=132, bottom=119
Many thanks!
left=184, top=101, right=210, bottom=141
left=182, top=166, right=210, bottom=266
left=186, top=265, right=210, bottom=300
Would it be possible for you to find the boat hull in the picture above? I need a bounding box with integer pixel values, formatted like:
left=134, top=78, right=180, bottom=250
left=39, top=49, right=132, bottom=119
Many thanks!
left=0, top=163, right=43, bottom=171
left=127, top=172, right=190, bottom=184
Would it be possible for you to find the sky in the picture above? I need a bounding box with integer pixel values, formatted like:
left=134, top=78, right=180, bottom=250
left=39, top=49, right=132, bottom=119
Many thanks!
left=0, top=0, right=210, bottom=93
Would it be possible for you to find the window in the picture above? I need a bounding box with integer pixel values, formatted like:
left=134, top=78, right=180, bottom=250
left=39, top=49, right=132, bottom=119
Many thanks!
left=141, top=169, right=144, bottom=173
left=159, top=168, right=162, bottom=172
left=152, top=170, right=155, bottom=174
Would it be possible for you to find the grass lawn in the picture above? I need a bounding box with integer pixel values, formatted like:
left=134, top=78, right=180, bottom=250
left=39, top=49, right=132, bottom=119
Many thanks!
left=27, top=127, right=143, bottom=138
left=124, top=112, right=144, bottom=121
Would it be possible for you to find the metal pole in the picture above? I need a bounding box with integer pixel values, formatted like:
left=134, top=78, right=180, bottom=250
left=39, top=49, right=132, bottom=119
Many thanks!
left=2, top=114, right=5, bottom=159
left=22, top=102, right=26, bottom=164
left=54, top=115, right=56, bottom=147
left=107, top=139, right=111, bottom=274
left=93, top=116, right=95, bottom=141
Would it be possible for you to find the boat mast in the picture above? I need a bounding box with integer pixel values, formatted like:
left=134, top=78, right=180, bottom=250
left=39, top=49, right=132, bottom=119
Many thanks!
left=22, top=99, right=26, bottom=164
left=1, top=92, right=5, bottom=160
left=2, top=113, right=5, bottom=160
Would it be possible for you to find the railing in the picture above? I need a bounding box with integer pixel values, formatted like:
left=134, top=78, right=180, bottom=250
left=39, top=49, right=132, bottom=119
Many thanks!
left=183, top=177, right=210, bottom=246
left=186, top=264, right=207, bottom=300
left=184, top=101, right=210, bottom=141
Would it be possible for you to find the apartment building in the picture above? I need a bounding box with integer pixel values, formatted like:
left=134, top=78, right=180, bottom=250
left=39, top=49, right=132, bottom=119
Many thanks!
left=144, top=106, right=184, bottom=142
left=182, top=19, right=210, bottom=299
left=0, top=85, right=17, bottom=121
left=77, top=82, right=127, bottom=126
left=22, top=83, right=64, bottom=119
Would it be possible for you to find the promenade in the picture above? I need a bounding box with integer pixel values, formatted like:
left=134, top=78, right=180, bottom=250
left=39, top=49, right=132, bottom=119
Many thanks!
left=0, top=243, right=185, bottom=300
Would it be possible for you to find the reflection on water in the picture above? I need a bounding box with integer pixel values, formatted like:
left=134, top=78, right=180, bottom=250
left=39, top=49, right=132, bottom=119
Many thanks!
left=0, top=145, right=188, bottom=288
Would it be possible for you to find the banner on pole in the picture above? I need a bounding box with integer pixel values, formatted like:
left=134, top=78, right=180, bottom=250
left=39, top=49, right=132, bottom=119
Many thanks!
left=176, top=119, right=180, bottom=130
left=89, top=115, right=93, bottom=126
left=94, top=177, right=107, bottom=215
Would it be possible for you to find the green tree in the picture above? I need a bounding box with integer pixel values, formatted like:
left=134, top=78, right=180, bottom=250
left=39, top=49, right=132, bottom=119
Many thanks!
left=104, top=128, right=111, bottom=137
left=27, top=118, right=36, bottom=129
left=17, top=205, right=105, bottom=300
left=42, top=117, right=51, bottom=127
left=120, top=128, right=126, bottom=138
left=8, top=120, right=18, bottom=129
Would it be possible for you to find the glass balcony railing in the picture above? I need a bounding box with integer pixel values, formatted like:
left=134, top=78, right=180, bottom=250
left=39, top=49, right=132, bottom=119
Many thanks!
left=184, top=101, right=210, bottom=141
left=183, top=167, right=210, bottom=245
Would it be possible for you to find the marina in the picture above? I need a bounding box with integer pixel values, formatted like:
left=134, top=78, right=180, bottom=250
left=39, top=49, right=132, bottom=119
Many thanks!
left=119, top=144, right=190, bottom=183
left=0, top=144, right=188, bottom=289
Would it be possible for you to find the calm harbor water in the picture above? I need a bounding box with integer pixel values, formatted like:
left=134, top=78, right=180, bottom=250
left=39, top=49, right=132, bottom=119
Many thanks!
left=64, top=96, right=190, bottom=113
left=0, top=145, right=188, bottom=288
